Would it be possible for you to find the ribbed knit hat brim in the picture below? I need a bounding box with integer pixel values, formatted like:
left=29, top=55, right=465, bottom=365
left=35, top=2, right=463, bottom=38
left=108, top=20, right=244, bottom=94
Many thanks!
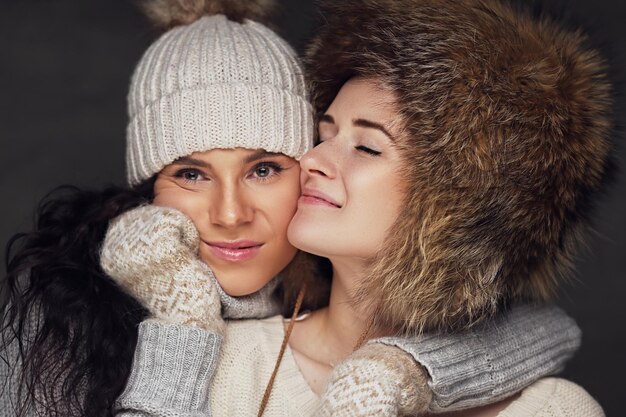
left=127, top=83, right=312, bottom=185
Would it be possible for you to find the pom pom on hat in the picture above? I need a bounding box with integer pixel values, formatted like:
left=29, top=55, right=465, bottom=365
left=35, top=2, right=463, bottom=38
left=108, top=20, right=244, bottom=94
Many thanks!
left=139, top=0, right=277, bottom=29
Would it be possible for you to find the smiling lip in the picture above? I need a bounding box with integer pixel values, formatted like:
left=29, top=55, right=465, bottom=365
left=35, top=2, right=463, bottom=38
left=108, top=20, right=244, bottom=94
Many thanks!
left=299, top=188, right=342, bottom=208
left=204, top=241, right=263, bottom=262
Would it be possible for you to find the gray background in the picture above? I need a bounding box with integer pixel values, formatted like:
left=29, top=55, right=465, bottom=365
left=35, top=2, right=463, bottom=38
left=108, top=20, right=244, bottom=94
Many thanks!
left=0, top=0, right=624, bottom=414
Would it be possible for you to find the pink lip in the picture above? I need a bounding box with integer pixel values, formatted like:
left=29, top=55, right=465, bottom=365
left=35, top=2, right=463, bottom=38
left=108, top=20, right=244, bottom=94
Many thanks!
left=299, top=188, right=342, bottom=208
left=204, top=240, right=263, bottom=262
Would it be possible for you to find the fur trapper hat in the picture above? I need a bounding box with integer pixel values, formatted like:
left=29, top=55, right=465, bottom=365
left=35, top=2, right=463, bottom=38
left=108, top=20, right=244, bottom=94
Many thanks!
left=305, top=0, right=614, bottom=333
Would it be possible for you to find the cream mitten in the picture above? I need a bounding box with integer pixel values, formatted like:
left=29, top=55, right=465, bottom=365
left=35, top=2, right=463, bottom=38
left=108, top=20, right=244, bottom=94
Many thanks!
left=318, top=343, right=432, bottom=417
left=100, top=204, right=224, bottom=333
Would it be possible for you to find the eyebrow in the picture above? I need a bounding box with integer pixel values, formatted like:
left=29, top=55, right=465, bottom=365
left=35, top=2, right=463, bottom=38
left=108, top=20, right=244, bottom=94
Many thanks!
left=319, top=114, right=335, bottom=124
left=172, top=150, right=284, bottom=168
left=353, top=118, right=395, bottom=141
left=172, top=156, right=210, bottom=167
left=319, top=114, right=395, bottom=141
left=244, top=150, right=284, bottom=164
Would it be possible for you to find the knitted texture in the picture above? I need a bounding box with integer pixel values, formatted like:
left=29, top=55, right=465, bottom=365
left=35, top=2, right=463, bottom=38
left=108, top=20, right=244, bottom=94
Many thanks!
left=115, top=320, right=222, bottom=417
left=219, top=275, right=281, bottom=319
left=378, top=304, right=582, bottom=413
left=317, top=343, right=431, bottom=416
left=100, top=205, right=224, bottom=333
left=116, top=317, right=592, bottom=417
left=498, top=378, right=604, bottom=417
left=1, top=307, right=587, bottom=416
left=126, top=14, right=313, bottom=185
left=209, top=316, right=319, bottom=416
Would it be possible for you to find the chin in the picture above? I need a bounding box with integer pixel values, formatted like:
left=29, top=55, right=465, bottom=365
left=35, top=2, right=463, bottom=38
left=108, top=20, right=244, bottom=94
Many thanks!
left=216, top=270, right=272, bottom=297
left=287, top=223, right=329, bottom=258
left=287, top=220, right=310, bottom=250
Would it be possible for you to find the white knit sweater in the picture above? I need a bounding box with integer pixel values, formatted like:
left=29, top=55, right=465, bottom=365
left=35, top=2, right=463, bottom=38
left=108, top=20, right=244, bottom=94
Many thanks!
left=210, top=315, right=318, bottom=416
left=0, top=305, right=587, bottom=416
left=211, top=318, right=603, bottom=417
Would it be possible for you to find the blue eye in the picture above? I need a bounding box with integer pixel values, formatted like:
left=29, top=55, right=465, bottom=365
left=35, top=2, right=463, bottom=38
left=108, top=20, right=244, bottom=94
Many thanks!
left=355, top=145, right=382, bottom=156
left=251, top=162, right=284, bottom=181
left=174, top=168, right=204, bottom=182
left=256, top=165, right=271, bottom=177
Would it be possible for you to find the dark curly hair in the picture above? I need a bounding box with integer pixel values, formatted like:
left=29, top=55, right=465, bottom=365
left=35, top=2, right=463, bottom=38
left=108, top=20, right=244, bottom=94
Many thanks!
left=1, top=179, right=154, bottom=416
left=0, top=177, right=331, bottom=416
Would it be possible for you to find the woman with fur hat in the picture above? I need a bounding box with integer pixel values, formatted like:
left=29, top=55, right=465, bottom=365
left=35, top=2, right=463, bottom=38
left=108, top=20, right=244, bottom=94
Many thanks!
left=302, top=0, right=615, bottom=341
left=288, top=0, right=612, bottom=414
left=0, top=0, right=593, bottom=416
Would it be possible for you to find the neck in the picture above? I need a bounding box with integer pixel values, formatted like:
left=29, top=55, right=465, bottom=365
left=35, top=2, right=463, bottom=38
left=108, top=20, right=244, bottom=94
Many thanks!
left=328, top=261, right=371, bottom=344
left=287, top=256, right=393, bottom=395
left=306, top=257, right=385, bottom=363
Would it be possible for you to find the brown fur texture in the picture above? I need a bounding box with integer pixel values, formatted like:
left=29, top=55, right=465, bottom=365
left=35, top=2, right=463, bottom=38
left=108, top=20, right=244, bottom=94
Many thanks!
left=139, top=0, right=277, bottom=29
left=305, top=0, right=614, bottom=333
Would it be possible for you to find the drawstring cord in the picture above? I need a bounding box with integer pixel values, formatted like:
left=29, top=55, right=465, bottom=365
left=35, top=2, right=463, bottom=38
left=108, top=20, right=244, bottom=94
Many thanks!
left=257, top=287, right=375, bottom=417
left=257, top=284, right=307, bottom=417
left=353, top=315, right=375, bottom=351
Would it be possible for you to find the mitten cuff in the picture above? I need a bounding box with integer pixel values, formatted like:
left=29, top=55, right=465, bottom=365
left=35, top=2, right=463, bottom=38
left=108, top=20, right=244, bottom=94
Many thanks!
left=115, top=319, right=222, bottom=417
left=375, top=304, right=581, bottom=413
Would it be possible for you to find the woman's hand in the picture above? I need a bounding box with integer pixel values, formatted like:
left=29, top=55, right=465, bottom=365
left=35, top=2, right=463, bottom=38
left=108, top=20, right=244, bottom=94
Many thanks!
left=100, top=204, right=224, bottom=333
left=318, top=343, right=432, bottom=416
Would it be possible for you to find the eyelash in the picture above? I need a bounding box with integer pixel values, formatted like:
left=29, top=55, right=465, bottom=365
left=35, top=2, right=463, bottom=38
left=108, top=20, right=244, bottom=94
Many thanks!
left=173, top=161, right=285, bottom=184
left=174, top=168, right=204, bottom=183
left=315, top=138, right=382, bottom=157
left=355, top=145, right=382, bottom=156
left=250, top=162, right=285, bottom=182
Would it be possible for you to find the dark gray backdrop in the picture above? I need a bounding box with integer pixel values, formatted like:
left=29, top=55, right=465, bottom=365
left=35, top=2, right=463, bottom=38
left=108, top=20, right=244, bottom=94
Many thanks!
left=0, top=1, right=624, bottom=415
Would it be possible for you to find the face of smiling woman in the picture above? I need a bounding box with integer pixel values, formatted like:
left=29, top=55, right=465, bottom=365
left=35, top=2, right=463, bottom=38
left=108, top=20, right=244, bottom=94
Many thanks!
left=288, top=77, right=407, bottom=262
left=153, top=148, right=301, bottom=296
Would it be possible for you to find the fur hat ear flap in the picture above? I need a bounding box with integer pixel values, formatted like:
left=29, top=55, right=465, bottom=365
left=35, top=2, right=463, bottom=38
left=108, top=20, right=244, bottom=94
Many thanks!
left=355, top=189, right=509, bottom=334
left=308, top=0, right=615, bottom=333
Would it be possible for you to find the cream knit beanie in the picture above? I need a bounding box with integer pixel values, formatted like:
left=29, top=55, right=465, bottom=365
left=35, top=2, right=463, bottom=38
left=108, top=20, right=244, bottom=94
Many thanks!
left=126, top=14, right=313, bottom=185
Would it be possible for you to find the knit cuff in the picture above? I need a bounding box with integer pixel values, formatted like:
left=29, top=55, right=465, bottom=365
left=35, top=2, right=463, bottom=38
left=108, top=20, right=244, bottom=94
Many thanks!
left=115, top=319, right=222, bottom=417
left=375, top=304, right=581, bottom=413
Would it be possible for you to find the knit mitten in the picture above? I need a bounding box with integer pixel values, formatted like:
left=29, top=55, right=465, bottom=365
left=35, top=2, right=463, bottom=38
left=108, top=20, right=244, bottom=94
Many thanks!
left=100, top=204, right=224, bottom=333
left=318, top=343, right=432, bottom=417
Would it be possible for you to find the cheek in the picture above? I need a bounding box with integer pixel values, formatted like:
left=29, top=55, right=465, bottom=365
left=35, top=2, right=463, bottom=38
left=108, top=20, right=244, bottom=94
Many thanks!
left=261, top=171, right=302, bottom=234
left=343, top=166, right=405, bottom=255
left=362, top=169, right=405, bottom=243
left=153, top=182, right=206, bottom=227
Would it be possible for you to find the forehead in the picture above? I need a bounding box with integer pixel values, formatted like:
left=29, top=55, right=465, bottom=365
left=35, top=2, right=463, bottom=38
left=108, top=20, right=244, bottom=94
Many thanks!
left=325, top=77, right=398, bottom=122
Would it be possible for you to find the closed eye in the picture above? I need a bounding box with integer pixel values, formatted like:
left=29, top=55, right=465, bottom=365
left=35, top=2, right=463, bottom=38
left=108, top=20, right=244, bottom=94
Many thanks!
left=355, top=145, right=381, bottom=156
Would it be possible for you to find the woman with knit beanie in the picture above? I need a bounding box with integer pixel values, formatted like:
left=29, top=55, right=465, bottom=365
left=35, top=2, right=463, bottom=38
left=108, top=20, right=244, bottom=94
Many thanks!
left=0, top=0, right=601, bottom=416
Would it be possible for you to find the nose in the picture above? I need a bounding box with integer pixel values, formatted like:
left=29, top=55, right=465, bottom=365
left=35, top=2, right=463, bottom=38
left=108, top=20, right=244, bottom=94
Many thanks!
left=299, top=141, right=337, bottom=179
left=210, top=184, right=254, bottom=228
